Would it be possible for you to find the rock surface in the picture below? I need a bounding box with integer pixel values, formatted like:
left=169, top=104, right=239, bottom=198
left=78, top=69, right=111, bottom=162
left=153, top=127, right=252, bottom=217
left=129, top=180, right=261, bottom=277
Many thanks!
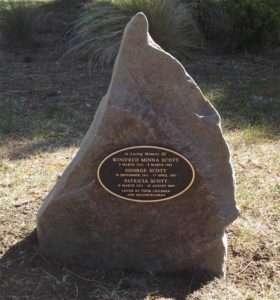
left=37, top=13, right=239, bottom=276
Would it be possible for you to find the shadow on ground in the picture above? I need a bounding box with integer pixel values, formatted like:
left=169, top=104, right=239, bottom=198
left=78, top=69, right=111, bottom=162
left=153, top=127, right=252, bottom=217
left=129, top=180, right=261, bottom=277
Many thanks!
left=0, top=231, right=214, bottom=299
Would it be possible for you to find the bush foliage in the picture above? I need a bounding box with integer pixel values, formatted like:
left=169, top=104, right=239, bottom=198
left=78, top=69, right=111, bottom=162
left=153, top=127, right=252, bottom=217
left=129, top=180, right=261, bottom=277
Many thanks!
left=0, top=0, right=39, bottom=46
left=0, top=0, right=278, bottom=54
left=224, top=0, right=280, bottom=50
left=67, top=0, right=201, bottom=67
left=192, top=0, right=280, bottom=51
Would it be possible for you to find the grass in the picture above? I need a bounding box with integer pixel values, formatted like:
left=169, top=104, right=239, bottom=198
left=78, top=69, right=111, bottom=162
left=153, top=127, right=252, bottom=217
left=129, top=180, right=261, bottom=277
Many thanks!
left=0, top=104, right=18, bottom=134
left=66, top=0, right=201, bottom=67
left=201, top=79, right=280, bottom=131
left=0, top=11, right=280, bottom=299
left=0, top=0, right=40, bottom=46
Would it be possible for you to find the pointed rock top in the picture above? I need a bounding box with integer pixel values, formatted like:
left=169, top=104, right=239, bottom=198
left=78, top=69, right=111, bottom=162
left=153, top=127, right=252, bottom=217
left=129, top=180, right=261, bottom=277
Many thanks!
left=37, top=12, right=238, bottom=277
left=111, top=12, right=220, bottom=126
left=121, top=12, right=149, bottom=47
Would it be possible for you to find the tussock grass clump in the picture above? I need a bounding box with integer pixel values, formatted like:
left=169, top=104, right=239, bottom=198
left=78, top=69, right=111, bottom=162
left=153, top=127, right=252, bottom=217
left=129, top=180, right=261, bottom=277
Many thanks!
left=0, top=0, right=39, bottom=46
left=67, top=0, right=201, bottom=67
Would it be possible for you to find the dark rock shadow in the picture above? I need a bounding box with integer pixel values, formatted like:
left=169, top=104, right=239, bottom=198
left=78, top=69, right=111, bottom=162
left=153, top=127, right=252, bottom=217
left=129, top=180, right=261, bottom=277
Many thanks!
left=0, top=231, right=214, bottom=299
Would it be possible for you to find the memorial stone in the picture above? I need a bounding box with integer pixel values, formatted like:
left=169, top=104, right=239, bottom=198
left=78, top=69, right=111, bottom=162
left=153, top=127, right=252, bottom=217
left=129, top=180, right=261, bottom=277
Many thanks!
left=37, top=13, right=239, bottom=276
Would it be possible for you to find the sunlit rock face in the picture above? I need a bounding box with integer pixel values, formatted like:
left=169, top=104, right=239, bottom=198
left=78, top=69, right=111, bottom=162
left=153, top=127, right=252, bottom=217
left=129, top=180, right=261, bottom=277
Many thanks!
left=37, top=13, right=239, bottom=276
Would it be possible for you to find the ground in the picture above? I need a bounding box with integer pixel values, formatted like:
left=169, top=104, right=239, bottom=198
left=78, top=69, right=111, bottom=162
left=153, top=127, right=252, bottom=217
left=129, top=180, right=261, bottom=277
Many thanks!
left=0, top=2, right=280, bottom=299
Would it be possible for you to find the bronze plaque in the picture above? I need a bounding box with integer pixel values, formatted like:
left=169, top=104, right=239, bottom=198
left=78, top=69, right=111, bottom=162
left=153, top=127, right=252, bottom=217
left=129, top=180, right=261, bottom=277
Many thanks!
left=97, top=146, right=195, bottom=203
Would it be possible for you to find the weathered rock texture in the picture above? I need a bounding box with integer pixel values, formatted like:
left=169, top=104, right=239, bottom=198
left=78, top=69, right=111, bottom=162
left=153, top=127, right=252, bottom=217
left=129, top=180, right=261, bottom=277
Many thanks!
left=37, top=13, right=239, bottom=276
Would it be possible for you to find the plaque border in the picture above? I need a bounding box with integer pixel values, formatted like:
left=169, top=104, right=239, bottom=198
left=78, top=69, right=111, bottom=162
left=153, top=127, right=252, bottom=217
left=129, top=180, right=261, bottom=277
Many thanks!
left=97, top=145, right=195, bottom=203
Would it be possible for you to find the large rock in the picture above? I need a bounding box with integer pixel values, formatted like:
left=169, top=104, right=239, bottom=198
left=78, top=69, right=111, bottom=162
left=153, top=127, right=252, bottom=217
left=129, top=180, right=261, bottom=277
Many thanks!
left=37, top=13, right=239, bottom=276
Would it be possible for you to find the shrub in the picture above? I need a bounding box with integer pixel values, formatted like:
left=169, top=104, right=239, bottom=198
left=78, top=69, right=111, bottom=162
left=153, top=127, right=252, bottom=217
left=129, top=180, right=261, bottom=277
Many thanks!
left=0, top=0, right=39, bottom=46
left=190, top=0, right=280, bottom=51
left=223, top=0, right=280, bottom=51
left=66, top=0, right=201, bottom=67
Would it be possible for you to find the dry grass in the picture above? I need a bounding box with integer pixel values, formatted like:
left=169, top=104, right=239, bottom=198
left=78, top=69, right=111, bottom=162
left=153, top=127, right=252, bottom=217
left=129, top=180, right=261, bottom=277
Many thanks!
left=1, top=125, right=279, bottom=299
left=0, top=13, right=280, bottom=299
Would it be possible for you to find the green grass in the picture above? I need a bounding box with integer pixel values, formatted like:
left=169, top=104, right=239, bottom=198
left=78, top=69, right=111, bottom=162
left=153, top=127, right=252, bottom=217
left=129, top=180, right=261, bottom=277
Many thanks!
left=242, top=124, right=276, bottom=144
left=0, top=104, right=18, bottom=134
left=44, top=102, right=74, bottom=122
left=201, top=79, right=280, bottom=135
left=66, top=0, right=201, bottom=67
